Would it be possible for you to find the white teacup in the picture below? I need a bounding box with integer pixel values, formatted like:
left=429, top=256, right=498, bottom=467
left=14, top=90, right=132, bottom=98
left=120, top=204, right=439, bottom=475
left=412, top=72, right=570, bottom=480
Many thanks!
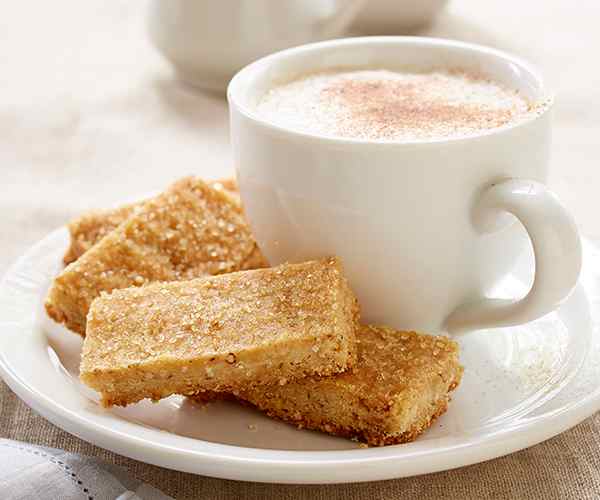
left=228, top=37, right=581, bottom=333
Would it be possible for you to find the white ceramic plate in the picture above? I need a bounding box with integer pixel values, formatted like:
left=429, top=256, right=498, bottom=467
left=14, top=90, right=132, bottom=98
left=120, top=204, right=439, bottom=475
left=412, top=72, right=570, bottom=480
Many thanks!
left=1, top=229, right=599, bottom=483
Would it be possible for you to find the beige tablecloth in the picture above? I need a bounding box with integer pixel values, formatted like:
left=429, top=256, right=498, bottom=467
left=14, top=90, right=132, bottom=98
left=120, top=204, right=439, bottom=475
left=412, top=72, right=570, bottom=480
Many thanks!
left=1, top=1, right=599, bottom=498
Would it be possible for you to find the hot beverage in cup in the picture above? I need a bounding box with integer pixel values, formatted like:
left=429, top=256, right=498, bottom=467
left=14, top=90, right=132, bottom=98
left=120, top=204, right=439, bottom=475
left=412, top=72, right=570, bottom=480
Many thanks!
left=256, top=69, right=542, bottom=141
left=229, top=38, right=580, bottom=333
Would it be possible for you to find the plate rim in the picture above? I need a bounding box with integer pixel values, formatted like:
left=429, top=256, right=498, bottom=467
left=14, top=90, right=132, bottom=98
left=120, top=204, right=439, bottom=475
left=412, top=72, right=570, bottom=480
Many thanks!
left=1, top=228, right=599, bottom=483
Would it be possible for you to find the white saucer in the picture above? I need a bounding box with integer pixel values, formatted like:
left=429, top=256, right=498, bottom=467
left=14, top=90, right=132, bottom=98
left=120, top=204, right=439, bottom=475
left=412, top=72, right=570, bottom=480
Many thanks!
left=1, top=229, right=599, bottom=484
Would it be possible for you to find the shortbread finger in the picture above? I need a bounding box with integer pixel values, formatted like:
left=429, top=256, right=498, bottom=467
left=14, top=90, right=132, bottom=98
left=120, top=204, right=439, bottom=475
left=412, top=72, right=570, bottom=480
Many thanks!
left=46, top=177, right=262, bottom=335
left=80, top=258, right=359, bottom=407
left=194, top=326, right=462, bottom=446
left=63, top=177, right=240, bottom=264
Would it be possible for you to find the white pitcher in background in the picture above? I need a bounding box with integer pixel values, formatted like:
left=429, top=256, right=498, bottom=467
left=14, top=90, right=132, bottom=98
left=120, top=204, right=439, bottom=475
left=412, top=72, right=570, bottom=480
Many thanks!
left=148, top=0, right=365, bottom=92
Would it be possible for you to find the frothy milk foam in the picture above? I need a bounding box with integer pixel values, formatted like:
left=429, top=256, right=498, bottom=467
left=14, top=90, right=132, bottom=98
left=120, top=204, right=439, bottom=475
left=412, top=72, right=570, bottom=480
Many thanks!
left=255, top=69, right=537, bottom=141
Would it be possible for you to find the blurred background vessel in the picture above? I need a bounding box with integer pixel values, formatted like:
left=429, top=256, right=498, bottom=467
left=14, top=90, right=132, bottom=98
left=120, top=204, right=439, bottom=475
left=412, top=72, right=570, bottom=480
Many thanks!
left=147, top=0, right=366, bottom=92
left=351, top=0, right=448, bottom=34
left=147, top=0, right=449, bottom=92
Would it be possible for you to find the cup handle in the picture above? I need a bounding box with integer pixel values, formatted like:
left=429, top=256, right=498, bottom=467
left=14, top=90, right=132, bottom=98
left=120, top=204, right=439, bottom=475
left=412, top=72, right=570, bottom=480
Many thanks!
left=444, top=179, right=582, bottom=334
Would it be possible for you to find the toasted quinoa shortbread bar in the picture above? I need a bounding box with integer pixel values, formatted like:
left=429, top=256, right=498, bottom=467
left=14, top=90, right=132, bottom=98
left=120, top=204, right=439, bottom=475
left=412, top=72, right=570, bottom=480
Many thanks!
left=62, top=178, right=240, bottom=264
left=195, top=326, right=462, bottom=446
left=80, top=258, right=359, bottom=407
left=46, top=177, right=265, bottom=335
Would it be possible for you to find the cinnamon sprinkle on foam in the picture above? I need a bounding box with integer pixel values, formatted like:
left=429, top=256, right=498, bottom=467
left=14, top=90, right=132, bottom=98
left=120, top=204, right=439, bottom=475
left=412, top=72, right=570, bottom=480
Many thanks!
left=256, top=69, right=540, bottom=141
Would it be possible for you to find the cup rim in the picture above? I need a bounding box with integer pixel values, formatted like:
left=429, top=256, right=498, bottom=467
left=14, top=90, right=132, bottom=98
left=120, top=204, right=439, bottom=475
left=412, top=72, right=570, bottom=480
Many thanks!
left=227, top=36, right=554, bottom=148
